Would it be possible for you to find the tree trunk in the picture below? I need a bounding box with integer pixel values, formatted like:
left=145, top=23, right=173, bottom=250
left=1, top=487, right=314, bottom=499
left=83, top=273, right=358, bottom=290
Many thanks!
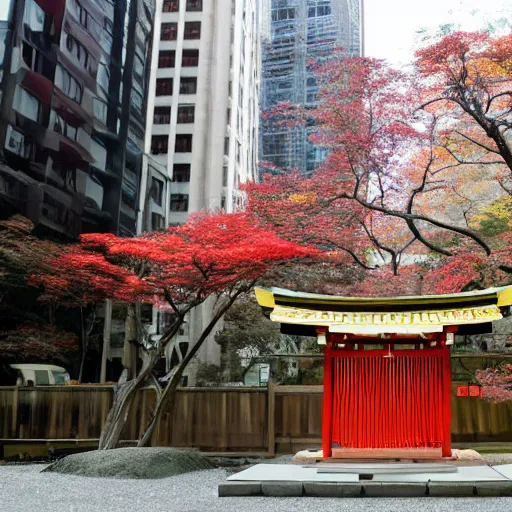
left=137, top=288, right=250, bottom=447
left=98, top=318, right=183, bottom=449
left=123, top=304, right=138, bottom=380
left=100, top=299, right=112, bottom=384
left=78, top=307, right=87, bottom=383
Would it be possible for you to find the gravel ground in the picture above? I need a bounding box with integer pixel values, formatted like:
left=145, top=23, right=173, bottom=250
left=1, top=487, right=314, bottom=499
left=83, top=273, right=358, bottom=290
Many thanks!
left=483, top=453, right=512, bottom=466
left=1, top=464, right=512, bottom=512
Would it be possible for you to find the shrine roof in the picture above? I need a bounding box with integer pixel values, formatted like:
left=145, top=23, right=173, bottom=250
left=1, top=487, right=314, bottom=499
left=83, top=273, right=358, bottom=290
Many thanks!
left=255, top=286, right=512, bottom=335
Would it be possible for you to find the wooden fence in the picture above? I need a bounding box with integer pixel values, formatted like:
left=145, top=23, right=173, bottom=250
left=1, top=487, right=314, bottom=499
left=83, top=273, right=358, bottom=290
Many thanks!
left=1, top=383, right=512, bottom=458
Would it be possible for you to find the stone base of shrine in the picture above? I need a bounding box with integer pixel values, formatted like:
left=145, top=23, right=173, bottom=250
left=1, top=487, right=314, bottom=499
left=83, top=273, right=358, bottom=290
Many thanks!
left=290, top=448, right=483, bottom=464
left=219, top=461, right=512, bottom=498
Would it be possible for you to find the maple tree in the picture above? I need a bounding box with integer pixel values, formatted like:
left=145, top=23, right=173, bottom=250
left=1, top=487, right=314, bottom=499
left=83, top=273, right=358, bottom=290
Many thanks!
left=0, top=216, right=79, bottom=364
left=0, top=324, right=78, bottom=363
left=250, top=52, right=495, bottom=277
left=476, top=363, right=512, bottom=403
left=416, top=32, right=512, bottom=176
left=35, top=212, right=317, bottom=448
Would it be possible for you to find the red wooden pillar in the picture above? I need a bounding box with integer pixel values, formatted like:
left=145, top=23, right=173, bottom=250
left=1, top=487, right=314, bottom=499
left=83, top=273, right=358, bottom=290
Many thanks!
left=322, top=341, right=333, bottom=458
left=442, top=343, right=452, bottom=458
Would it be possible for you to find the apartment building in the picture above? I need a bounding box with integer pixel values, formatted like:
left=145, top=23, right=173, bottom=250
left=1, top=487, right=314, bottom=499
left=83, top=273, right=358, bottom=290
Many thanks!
left=137, top=0, right=261, bottom=382
left=0, top=0, right=156, bottom=238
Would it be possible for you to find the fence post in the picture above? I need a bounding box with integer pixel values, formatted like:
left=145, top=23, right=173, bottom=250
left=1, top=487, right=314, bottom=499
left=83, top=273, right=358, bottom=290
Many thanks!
left=12, top=385, right=19, bottom=438
left=267, top=381, right=276, bottom=456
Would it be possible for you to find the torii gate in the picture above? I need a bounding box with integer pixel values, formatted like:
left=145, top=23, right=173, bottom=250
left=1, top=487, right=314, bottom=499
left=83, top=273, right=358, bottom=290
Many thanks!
left=256, top=285, right=512, bottom=459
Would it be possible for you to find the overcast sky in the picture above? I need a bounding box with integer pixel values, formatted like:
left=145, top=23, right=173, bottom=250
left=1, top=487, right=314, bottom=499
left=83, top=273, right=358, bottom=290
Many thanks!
left=364, top=0, right=512, bottom=66
left=0, top=0, right=510, bottom=65
left=0, top=0, right=9, bottom=21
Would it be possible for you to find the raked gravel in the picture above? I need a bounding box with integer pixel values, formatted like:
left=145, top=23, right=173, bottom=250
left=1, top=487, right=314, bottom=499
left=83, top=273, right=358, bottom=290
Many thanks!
left=1, top=464, right=512, bottom=512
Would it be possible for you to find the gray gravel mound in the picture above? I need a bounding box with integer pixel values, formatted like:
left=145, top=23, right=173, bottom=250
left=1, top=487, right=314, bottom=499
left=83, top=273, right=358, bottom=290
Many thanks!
left=43, top=447, right=214, bottom=479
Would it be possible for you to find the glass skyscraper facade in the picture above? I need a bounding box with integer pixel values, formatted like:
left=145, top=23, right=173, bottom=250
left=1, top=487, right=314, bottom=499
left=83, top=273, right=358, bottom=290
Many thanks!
left=261, top=0, right=362, bottom=173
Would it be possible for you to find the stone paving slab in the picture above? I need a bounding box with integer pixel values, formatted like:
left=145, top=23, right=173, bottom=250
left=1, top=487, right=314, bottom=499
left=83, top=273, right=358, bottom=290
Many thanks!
left=493, top=464, right=512, bottom=480
left=227, top=463, right=358, bottom=482
left=372, top=465, right=507, bottom=482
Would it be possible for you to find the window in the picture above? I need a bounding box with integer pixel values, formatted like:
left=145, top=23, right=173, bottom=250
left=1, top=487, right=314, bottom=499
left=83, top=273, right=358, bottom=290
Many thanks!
left=271, top=8, right=295, bottom=21
left=180, top=77, right=197, bottom=94
left=158, top=50, right=175, bottom=68
left=154, top=106, right=171, bottom=124
left=21, top=42, right=53, bottom=78
left=133, top=55, right=144, bottom=79
left=175, top=134, right=192, bottom=152
left=23, top=0, right=45, bottom=33
left=163, top=0, right=179, bottom=12
left=170, top=194, right=189, bottom=212
left=131, top=89, right=143, bottom=113
left=156, top=78, right=173, bottom=96
left=75, top=1, right=90, bottom=29
left=151, top=135, right=168, bottom=154
left=184, top=21, right=201, bottom=39
left=224, top=137, right=229, bottom=155
left=172, top=164, right=190, bottom=182
left=222, top=166, right=228, bottom=187
left=13, top=86, right=39, bottom=122
left=54, top=65, right=82, bottom=103
left=177, top=105, right=194, bottom=123
left=186, top=0, right=202, bottom=11
left=182, top=49, right=199, bottom=67
left=66, top=33, right=96, bottom=73
left=97, top=61, right=110, bottom=93
left=50, top=110, right=77, bottom=140
left=149, top=177, right=164, bottom=205
left=161, top=22, right=178, bottom=40
left=35, top=370, right=50, bottom=385
left=151, top=212, right=166, bottom=230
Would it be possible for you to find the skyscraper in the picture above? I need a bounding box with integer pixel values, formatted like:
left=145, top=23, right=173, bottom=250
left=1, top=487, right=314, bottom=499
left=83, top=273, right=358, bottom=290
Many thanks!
left=260, top=0, right=362, bottom=173
left=137, top=0, right=261, bottom=382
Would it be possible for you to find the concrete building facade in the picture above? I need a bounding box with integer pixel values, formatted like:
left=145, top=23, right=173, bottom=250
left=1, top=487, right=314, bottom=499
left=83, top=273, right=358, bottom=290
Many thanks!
left=137, top=0, right=262, bottom=383
left=260, top=0, right=362, bottom=173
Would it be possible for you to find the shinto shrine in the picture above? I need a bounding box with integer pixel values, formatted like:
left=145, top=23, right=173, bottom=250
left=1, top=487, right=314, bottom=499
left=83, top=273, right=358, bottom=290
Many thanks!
left=255, top=285, right=512, bottom=460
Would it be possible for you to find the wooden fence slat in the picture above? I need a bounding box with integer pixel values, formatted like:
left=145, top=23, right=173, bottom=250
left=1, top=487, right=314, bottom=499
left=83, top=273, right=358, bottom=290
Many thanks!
left=267, top=381, right=275, bottom=456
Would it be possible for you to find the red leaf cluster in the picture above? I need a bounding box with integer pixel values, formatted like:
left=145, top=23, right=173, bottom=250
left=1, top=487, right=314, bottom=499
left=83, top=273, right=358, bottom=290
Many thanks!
left=34, top=213, right=319, bottom=308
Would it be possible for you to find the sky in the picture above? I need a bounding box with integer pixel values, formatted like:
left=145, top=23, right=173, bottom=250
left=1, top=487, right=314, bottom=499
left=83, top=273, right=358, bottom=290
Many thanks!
left=364, top=0, right=512, bottom=66
left=0, top=0, right=9, bottom=21
left=0, top=0, right=510, bottom=63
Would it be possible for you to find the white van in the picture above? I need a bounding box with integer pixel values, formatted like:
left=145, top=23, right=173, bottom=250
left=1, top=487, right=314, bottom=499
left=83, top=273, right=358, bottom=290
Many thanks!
left=9, top=364, right=70, bottom=386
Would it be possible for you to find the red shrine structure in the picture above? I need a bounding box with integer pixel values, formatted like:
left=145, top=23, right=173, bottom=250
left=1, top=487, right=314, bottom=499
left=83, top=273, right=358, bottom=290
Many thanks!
left=256, top=286, right=512, bottom=459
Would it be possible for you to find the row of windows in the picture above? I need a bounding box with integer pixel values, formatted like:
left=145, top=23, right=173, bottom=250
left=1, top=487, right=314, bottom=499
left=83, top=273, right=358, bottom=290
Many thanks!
left=161, top=21, right=201, bottom=40
left=156, top=77, right=197, bottom=95
left=158, top=49, right=199, bottom=68
left=153, top=105, right=195, bottom=124
left=271, top=8, right=295, bottom=21
left=151, top=134, right=193, bottom=154
left=309, top=5, right=332, bottom=17
left=163, top=0, right=202, bottom=12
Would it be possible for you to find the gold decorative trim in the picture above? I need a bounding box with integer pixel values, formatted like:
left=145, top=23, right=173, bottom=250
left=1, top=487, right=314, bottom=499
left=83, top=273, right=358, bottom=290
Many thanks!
left=269, top=305, right=503, bottom=328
